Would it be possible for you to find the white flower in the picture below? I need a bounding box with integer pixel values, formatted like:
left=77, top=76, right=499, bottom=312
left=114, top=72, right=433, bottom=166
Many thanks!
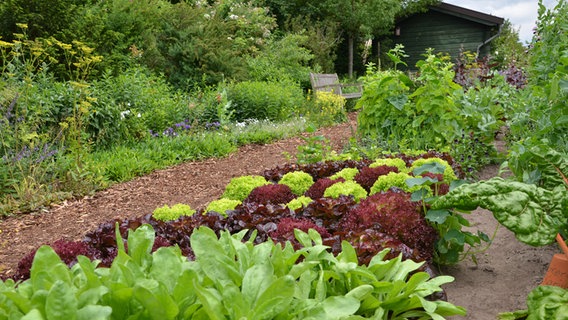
left=229, top=14, right=238, bottom=20
left=120, top=110, right=131, bottom=119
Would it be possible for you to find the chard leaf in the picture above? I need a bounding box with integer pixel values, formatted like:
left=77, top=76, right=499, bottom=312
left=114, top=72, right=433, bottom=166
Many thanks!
left=412, top=162, right=446, bottom=175
left=434, top=177, right=567, bottom=246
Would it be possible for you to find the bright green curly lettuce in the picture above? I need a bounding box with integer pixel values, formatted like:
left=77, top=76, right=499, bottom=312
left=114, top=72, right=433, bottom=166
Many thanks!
left=330, top=168, right=359, bottom=181
left=206, top=198, right=242, bottom=216
left=152, top=203, right=196, bottom=221
left=222, top=175, right=270, bottom=201
left=279, top=171, right=314, bottom=196
left=369, top=158, right=408, bottom=172
left=287, top=196, right=313, bottom=211
left=323, top=180, right=367, bottom=203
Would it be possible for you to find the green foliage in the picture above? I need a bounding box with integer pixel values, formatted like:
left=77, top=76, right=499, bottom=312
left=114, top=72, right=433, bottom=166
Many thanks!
left=409, top=158, right=458, bottom=183
left=370, top=172, right=428, bottom=195
left=227, top=80, right=305, bottom=122
left=286, top=195, right=313, bottom=210
left=369, top=158, right=408, bottom=171
left=329, top=167, right=359, bottom=181
left=323, top=180, right=367, bottom=203
left=434, top=177, right=567, bottom=247
left=0, top=225, right=466, bottom=319
left=205, top=198, right=242, bottom=216
left=246, top=32, right=315, bottom=87
left=491, top=19, right=528, bottom=67
left=279, top=171, right=314, bottom=196
left=498, top=286, right=568, bottom=320
left=506, top=0, right=568, bottom=177
left=152, top=203, right=196, bottom=221
left=308, top=91, right=347, bottom=126
left=292, top=124, right=335, bottom=165
left=222, top=175, right=270, bottom=201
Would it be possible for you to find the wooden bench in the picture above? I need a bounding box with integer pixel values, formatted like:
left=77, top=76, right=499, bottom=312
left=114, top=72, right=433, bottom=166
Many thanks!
left=309, top=73, right=363, bottom=99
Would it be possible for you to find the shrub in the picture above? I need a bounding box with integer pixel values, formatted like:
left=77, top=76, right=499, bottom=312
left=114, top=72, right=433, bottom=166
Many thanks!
left=222, top=175, right=270, bottom=201
left=227, top=80, right=305, bottom=122
left=309, top=91, right=347, bottom=125
left=152, top=203, right=196, bottom=221
left=278, top=171, right=314, bottom=196
left=205, top=198, right=242, bottom=216
left=323, top=180, right=367, bottom=203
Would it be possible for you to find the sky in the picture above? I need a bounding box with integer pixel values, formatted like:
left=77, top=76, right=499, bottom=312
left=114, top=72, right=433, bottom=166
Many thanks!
left=443, top=0, right=559, bottom=43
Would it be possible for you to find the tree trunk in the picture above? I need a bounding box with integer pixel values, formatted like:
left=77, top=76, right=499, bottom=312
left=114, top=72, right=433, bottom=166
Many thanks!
left=348, top=34, right=354, bottom=78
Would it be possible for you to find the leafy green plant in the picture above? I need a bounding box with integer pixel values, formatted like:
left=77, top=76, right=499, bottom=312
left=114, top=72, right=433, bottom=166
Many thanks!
left=409, top=162, right=491, bottom=265
left=286, top=195, right=313, bottom=210
left=293, top=124, right=335, bottom=164
left=222, top=175, right=270, bottom=201
left=279, top=171, right=314, bottom=196
left=329, top=167, right=359, bottom=181
left=498, top=285, right=568, bottom=320
left=205, top=198, right=242, bottom=216
left=0, top=224, right=466, bottom=319
left=227, top=80, right=305, bottom=122
left=152, top=203, right=196, bottom=221
left=309, top=91, right=347, bottom=126
left=323, top=180, right=367, bottom=202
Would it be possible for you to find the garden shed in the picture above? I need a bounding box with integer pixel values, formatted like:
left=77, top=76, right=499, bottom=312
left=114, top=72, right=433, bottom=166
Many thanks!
left=392, top=2, right=504, bottom=69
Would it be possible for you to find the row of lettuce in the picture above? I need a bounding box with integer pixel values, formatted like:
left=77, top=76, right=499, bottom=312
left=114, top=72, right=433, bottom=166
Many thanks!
left=2, top=144, right=566, bottom=318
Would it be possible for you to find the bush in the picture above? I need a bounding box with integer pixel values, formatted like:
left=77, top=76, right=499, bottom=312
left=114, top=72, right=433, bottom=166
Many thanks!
left=227, top=80, right=305, bottom=122
left=309, top=91, right=347, bottom=126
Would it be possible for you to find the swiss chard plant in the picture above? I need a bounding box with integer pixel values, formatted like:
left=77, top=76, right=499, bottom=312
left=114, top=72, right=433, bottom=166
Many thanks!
left=432, top=144, right=568, bottom=247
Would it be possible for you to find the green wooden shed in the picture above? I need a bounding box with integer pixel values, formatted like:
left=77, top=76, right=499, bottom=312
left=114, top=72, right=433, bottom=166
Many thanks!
left=392, top=2, right=504, bottom=69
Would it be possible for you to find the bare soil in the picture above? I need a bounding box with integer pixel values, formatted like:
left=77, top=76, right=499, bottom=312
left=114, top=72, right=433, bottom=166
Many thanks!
left=0, top=113, right=557, bottom=319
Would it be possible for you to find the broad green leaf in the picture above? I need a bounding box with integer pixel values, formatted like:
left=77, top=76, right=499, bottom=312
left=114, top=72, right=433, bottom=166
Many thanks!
left=30, top=246, right=71, bottom=291
left=190, top=227, right=241, bottom=286
left=387, top=94, right=408, bottom=110
left=45, top=280, right=77, bottom=320
left=322, top=296, right=360, bottom=318
left=3, top=291, right=32, bottom=315
left=76, top=305, right=112, bottom=320
left=434, top=177, right=567, bottom=246
left=406, top=177, right=437, bottom=188
left=426, top=209, right=451, bottom=224
left=149, top=247, right=184, bottom=292
left=133, top=280, right=178, bottom=320
left=127, top=224, right=155, bottom=268
left=21, top=309, right=45, bottom=320
left=192, top=280, right=225, bottom=320
left=242, top=263, right=274, bottom=306
left=337, top=241, right=358, bottom=264
left=345, top=285, right=373, bottom=301
left=412, top=162, right=446, bottom=175
left=249, top=275, right=295, bottom=319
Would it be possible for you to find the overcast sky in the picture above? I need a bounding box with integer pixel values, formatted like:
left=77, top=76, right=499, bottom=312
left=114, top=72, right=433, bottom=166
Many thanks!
left=443, top=0, right=559, bottom=43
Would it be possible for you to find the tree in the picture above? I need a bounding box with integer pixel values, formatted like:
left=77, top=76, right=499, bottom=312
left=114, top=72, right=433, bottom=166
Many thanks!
left=491, top=19, right=528, bottom=68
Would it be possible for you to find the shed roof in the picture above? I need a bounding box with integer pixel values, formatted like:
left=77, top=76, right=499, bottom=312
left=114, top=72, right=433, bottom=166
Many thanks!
left=398, top=2, right=504, bottom=27
left=429, top=2, right=504, bottom=26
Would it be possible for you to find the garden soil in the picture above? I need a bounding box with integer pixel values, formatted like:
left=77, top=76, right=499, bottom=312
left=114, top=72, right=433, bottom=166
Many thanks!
left=0, top=113, right=558, bottom=319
